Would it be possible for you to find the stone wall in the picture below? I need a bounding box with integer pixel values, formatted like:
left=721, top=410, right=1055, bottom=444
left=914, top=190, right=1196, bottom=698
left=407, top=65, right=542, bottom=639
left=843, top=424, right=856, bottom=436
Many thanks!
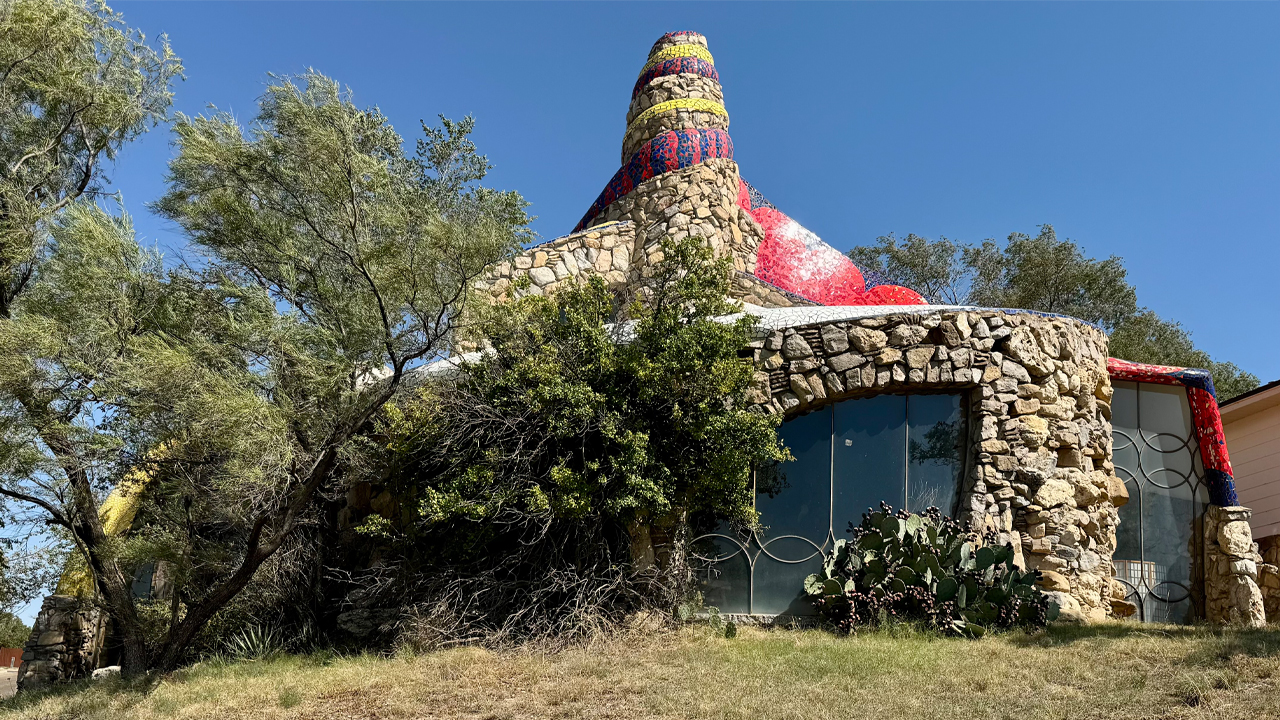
left=474, top=221, right=637, bottom=302
left=743, top=308, right=1121, bottom=620
left=17, top=595, right=104, bottom=691
left=588, top=158, right=763, bottom=280
left=1204, top=506, right=1267, bottom=626
left=733, top=272, right=817, bottom=309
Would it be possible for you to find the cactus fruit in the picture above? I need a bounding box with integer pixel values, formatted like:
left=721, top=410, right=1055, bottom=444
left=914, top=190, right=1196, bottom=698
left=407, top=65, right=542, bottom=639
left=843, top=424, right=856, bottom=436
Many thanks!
left=803, top=503, right=1049, bottom=636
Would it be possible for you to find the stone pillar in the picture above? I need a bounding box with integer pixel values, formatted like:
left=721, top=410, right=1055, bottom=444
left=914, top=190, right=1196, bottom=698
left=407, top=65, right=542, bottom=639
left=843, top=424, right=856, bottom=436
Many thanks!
left=17, top=595, right=105, bottom=691
left=1203, top=506, right=1266, bottom=627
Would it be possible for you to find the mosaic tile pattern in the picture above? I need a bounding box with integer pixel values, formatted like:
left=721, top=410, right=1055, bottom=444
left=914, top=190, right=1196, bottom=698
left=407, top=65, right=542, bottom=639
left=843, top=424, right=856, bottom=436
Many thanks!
left=642, top=44, right=715, bottom=72
left=1107, top=357, right=1238, bottom=506
left=736, top=179, right=926, bottom=307
left=573, top=128, right=734, bottom=233
left=632, top=56, right=720, bottom=101
left=625, top=97, right=728, bottom=135
left=572, top=30, right=930, bottom=308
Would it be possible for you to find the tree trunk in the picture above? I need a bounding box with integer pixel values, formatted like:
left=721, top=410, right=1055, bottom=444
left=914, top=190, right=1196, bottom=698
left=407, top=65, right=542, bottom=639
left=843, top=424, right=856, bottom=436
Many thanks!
left=84, top=545, right=150, bottom=677
left=149, top=545, right=270, bottom=673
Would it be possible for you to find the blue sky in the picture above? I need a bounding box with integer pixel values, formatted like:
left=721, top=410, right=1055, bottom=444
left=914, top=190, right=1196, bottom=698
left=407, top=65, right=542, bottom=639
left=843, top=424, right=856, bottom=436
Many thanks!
left=110, top=1, right=1279, bottom=383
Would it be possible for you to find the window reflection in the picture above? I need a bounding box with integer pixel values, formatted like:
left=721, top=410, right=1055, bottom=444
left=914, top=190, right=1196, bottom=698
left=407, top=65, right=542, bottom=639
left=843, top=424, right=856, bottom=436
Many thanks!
left=907, top=394, right=963, bottom=515
left=692, top=392, right=966, bottom=616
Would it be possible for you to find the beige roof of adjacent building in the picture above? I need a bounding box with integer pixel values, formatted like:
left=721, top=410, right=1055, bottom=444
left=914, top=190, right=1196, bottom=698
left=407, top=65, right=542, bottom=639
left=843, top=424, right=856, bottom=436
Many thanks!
left=1221, top=380, right=1280, bottom=540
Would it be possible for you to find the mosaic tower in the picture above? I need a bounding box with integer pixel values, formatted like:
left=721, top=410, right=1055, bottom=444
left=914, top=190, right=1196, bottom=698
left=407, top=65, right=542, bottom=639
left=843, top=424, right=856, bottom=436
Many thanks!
left=479, top=31, right=928, bottom=309
left=576, top=31, right=926, bottom=307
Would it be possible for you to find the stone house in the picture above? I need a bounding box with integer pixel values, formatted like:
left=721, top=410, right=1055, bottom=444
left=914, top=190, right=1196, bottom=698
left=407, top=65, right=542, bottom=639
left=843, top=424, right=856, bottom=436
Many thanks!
left=471, top=30, right=1270, bottom=627
left=18, top=29, right=1272, bottom=691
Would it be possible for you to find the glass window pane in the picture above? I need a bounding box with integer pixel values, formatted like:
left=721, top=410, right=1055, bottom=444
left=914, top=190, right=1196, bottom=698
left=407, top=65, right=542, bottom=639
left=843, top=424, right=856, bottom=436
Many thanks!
left=756, top=407, right=832, bottom=546
left=1137, top=383, right=1196, bottom=488
left=1111, top=381, right=1139, bottom=477
left=833, top=395, right=907, bottom=533
left=1110, top=381, right=1205, bottom=625
left=690, top=533, right=751, bottom=614
left=1141, top=481, right=1198, bottom=591
left=752, top=552, right=822, bottom=616
left=906, top=394, right=964, bottom=515
left=1113, top=472, right=1142, bottom=565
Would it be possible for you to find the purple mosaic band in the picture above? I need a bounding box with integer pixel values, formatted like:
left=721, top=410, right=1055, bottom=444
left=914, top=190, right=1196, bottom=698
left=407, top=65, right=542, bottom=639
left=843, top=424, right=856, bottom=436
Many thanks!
left=631, top=57, right=720, bottom=101
left=573, top=127, right=734, bottom=233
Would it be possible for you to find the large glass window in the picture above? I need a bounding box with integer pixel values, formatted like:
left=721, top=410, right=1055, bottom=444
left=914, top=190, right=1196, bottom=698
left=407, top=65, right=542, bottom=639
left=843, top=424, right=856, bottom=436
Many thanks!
left=693, top=393, right=965, bottom=616
left=1111, top=381, right=1207, bottom=624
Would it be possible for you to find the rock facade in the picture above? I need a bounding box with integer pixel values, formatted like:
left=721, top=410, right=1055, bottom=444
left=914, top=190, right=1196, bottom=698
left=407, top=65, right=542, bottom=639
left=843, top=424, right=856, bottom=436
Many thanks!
left=743, top=309, right=1120, bottom=620
left=475, top=28, right=1249, bottom=627
left=17, top=595, right=104, bottom=691
left=588, top=157, right=763, bottom=280
left=1204, top=506, right=1267, bottom=626
left=475, top=221, right=637, bottom=302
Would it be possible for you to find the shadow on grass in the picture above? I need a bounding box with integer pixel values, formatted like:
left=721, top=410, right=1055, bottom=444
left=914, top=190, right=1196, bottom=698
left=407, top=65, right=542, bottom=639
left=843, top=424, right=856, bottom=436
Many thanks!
left=0, top=651, right=343, bottom=715
left=1008, top=621, right=1280, bottom=662
left=0, top=672, right=161, bottom=715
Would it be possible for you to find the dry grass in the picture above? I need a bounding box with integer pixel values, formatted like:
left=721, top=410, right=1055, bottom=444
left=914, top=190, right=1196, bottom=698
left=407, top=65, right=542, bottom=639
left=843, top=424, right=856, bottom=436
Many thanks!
left=5, top=622, right=1280, bottom=719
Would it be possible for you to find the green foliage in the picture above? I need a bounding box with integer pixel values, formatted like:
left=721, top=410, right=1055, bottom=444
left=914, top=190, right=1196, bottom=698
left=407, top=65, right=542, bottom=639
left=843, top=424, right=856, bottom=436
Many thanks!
left=0, top=0, right=182, bottom=317
left=704, top=607, right=736, bottom=639
left=849, top=226, right=1258, bottom=401
left=1108, top=309, right=1260, bottom=402
left=355, top=237, right=786, bottom=644
left=382, top=236, right=785, bottom=532
left=0, top=610, right=29, bottom=648
left=0, top=55, right=528, bottom=671
left=849, top=234, right=970, bottom=305
left=222, top=625, right=285, bottom=661
left=803, top=505, right=1048, bottom=637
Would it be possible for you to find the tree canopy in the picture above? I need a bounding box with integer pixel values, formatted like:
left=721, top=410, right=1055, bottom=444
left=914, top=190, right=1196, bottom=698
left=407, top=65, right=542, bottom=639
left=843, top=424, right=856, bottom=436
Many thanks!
left=0, top=28, right=530, bottom=672
left=850, top=226, right=1258, bottom=401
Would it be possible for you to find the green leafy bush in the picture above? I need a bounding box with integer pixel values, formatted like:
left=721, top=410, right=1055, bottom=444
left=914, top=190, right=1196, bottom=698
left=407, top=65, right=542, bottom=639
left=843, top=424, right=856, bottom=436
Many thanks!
left=804, top=504, right=1048, bottom=637
left=347, top=237, right=787, bottom=646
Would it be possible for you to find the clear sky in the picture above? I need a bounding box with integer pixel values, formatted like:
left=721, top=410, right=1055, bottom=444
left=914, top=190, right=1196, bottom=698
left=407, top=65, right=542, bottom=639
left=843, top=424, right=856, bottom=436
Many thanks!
left=109, top=1, right=1280, bottom=383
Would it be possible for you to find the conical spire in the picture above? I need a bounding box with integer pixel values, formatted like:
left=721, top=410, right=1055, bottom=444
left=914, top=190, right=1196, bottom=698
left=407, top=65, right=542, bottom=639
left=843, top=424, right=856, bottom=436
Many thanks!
left=622, top=31, right=728, bottom=164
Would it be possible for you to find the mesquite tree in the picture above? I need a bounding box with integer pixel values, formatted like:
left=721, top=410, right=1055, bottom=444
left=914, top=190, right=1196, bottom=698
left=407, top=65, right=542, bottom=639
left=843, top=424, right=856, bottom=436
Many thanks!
left=142, top=74, right=528, bottom=672
left=0, top=29, right=528, bottom=675
left=0, top=0, right=180, bottom=676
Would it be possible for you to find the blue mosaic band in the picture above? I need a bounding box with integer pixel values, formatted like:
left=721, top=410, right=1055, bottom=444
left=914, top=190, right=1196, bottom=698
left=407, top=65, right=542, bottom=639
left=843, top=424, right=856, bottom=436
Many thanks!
left=573, top=127, right=734, bottom=233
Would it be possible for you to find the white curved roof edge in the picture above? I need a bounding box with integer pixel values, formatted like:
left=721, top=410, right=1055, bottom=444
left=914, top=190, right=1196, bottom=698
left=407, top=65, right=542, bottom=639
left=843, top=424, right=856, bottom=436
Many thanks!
left=730, top=304, right=1100, bottom=333
left=407, top=305, right=1097, bottom=382
left=727, top=304, right=972, bottom=333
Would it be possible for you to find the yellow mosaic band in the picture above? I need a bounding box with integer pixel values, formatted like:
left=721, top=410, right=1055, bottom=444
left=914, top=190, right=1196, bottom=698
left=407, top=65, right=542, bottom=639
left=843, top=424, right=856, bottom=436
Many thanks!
left=627, top=97, right=728, bottom=134
left=641, top=44, right=715, bottom=74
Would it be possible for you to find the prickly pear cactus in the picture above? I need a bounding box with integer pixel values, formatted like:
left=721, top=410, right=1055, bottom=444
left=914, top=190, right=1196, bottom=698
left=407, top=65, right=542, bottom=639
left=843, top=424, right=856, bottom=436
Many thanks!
left=803, top=503, right=1049, bottom=636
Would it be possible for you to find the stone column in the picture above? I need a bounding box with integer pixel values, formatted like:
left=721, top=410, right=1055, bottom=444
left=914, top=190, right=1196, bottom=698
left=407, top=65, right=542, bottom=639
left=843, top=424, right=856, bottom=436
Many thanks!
left=17, top=595, right=105, bottom=691
left=1203, top=506, right=1266, bottom=627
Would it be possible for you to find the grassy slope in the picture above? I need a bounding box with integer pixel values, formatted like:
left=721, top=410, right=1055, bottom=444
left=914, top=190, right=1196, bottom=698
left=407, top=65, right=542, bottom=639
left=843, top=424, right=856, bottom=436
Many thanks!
left=4, top=623, right=1280, bottom=720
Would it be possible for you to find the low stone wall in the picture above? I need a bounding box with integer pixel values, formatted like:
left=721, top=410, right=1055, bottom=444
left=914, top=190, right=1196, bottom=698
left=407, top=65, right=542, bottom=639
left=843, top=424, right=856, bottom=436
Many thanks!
left=744, top=308, right=1120, bottom=620
left=1204, top=507, right=1267, bottom=626
left=474, top=221, right=636, bottom=302
left=17, top=595, right=104, bottom=690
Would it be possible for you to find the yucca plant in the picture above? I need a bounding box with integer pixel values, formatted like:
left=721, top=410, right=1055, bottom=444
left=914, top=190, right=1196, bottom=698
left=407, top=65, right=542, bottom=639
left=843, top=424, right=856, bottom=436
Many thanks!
left=224, top=625, right=285, bottom=661
left=803, top=504, right=1049, bottom=637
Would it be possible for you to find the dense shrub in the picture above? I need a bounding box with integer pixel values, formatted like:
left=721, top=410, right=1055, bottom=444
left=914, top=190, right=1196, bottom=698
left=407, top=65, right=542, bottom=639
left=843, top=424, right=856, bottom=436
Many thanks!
left=804, top=505, right=1048, bottom=636
left=346, top=237, right=787, bottom=647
